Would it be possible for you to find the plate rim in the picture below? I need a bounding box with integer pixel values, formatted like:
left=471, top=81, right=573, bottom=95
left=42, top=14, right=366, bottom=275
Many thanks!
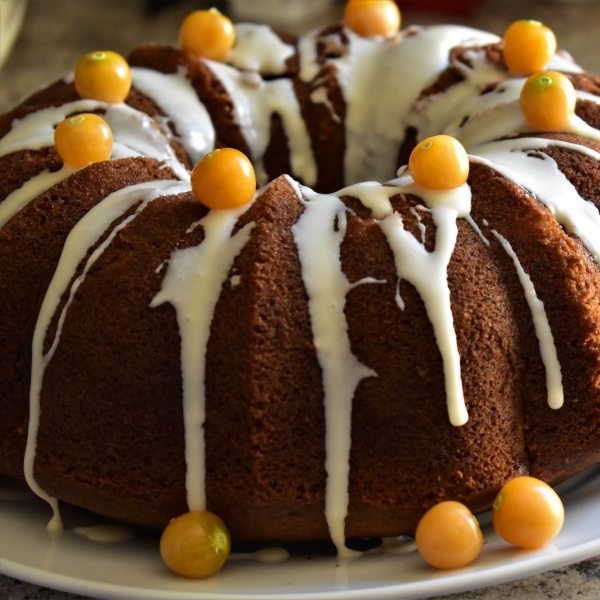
left=3, top=466, right=600, bottom=600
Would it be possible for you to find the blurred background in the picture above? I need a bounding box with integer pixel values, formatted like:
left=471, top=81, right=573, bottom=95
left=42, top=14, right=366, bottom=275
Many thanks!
left=1, top=0, right=600, bottom=113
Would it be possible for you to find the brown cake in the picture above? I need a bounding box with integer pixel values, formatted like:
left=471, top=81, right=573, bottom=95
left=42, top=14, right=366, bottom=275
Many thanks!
left=2, top=19, right=600, bottom=556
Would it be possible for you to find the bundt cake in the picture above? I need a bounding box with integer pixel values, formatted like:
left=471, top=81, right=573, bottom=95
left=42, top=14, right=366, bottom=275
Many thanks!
left=2, top=11, right=600, bottom=560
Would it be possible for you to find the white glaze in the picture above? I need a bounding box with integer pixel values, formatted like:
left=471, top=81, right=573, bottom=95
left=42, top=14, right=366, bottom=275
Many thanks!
left=492, top=230, right=564, bottom=409
left=26, top=180, right=188, bottom=529
left=337, top=177, right=471, bottom=426
left=299, top=25, right=498, bottom=185
left=229, top=547, right=291, bottom=563
left=292, top=185, right=376, bottom=558
left=0, top=100, right=182, bottom=168
left=74, top=524, right=134, bottom=544
left=205, top=60, right=317, bottom=187
left=0, top=166, right=74, bottom=232
left=131, top=66, right=216, bottom=164
left=151, top=202, right=255, bottom=512
left=226, top=24, right=295, bottom=75
left=470, top=137, right=600, bottom=265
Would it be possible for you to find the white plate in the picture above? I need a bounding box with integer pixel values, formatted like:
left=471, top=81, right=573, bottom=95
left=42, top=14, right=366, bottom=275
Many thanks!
left=2, top=468, right=600, bottom=600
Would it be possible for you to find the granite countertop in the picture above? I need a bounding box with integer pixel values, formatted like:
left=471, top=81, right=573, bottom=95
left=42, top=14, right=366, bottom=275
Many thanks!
left=3, top=0, right=600, bottom=598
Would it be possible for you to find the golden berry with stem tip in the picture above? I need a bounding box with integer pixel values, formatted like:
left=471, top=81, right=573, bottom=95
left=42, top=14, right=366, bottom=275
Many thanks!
left=74, top=51, right=132, bottom=104
left=344, top=0, right=401, bottom=38
left=503, top=20, right=557, bottom=75
left=54, top=113, right=113, bottom=169
left=409, top=135, right=469, bottom=190
left=520, top=70, right=576, bottom=130
left=493, top=476, right=564, bottom=549
left=160, top=511, right=231, bottom=578
left=415, top=501, right=484, bottom=570
left=180, top=9, right=235, bottom=61
left=191, top=148, right=256, bottom=210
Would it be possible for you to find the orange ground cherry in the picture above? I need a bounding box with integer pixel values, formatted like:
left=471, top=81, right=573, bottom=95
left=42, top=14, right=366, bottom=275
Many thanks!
left=180, top=9, right=236, bottom=61
left=160, top=510, right=231, bottom=578
left=74, top=51, right=132, bottom=104
left=191, top=148, right=256, bottom=210
left=409, top=135, right=470, bottom=190
left=520, top=70, right=576, bottom=130
left=344, top=0, right=401, bottom=39
left=415, top=501, right=484, bottom=569
left=493, top=476, right=564, bottom=549
left=503, top=20, right=557, bottom=75
left=54, top=113, right=113, bottom=169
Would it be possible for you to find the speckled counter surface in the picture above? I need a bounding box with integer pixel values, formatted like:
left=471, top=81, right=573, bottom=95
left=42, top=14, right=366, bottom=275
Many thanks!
left=3, top=0, right=600, bottom=598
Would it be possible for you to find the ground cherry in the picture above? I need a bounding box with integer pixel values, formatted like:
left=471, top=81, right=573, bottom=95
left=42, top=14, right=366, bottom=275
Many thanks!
left=180, top=9, right=235, bottom=61
left=54, top=113, right=113, bottom=169
left=191, top=148, right=256, bottom=210
left=74, top=51, right=132, bottom=104
left=408, top=135, right=469, bottom=190
left=503, top=20, right=557, bottom=75
left=160, top=511, right=231, bottom=578
left=493, top=476, right=564, bottom=549
left=520, top=71, right=576, bottom=130
left=415, top=501, right=483, bottom=570
left=344, top=0, right=401, bottom=38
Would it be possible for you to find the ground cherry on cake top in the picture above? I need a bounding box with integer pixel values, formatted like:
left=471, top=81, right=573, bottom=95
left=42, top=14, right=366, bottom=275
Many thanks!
left=409, top=135, right=469, bottom=190
left=344, top=0, right=401, bottom=38
left=54, top=113, right=113, bottom=169
left=520, top=70, right=576, bottom=131
left=180, top=9, right=235, bottom=61
left=74, top=51, right=132, bottom=104
left=191, top=148, right=256, bottom=210
left=415, top=501, right=483, bottom=569
left=493, top=476, right=564, bottom=549
left=160, top=510, right=231, bottom=578
left=503, top=20, right=557, bottom=75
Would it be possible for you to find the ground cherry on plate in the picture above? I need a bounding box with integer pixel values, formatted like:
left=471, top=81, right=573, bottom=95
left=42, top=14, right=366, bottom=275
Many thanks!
left=344, top=0, right=401, bottom=38
left=503, top=20, right=557, bottom=75
left=415, top=501, right=483, bottom=570
left=180, top=9, right=235, bottom=61
left=54, top=113, right=113, bottom=169
left=191, top=148, right=256, bottom=210
left=520, top=70, right=576, bottom=130
left=160, top=510, right=231, bottom=578
left=74, top=51, right=132, bottom=104
left=408, top=135, right=469, bottom=190
left=492, top=476, right=564, bottom=549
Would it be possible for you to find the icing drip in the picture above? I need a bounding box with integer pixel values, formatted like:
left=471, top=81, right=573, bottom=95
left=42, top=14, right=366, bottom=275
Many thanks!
left=492, top=230, right=564, bottom=409
left=225, top=24, right=295, bottom=75
left=366, top=536, right=417, bottom=556
left=0, top=166, right=75, bottom=232
left=130, top=66, right=216, bottom=164
left=205, top=60, right=317, bottom=187
left=290, top=175, right=473, bottom=552
left=470, top=137, right=600, bottom=265
left=74, top=524, right=134, bottom=544
left=298, top=30, right=321, bottom=83
left=465, top=215, right=490, bottom=247
left=314, top=25, right=498, bottom=185
left=26, top=180, right=188, bottom=529
left=292, top=187, right=376, bottom=558
left=151, top=204, right=255, bottom=512
left=229, top=547, right=291, bottom=563
left=338, top=179, right=471, bottom=426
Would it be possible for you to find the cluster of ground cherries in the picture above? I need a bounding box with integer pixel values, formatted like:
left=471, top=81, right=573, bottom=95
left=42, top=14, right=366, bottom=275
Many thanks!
left=50, top=3, right=573, bottom=578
